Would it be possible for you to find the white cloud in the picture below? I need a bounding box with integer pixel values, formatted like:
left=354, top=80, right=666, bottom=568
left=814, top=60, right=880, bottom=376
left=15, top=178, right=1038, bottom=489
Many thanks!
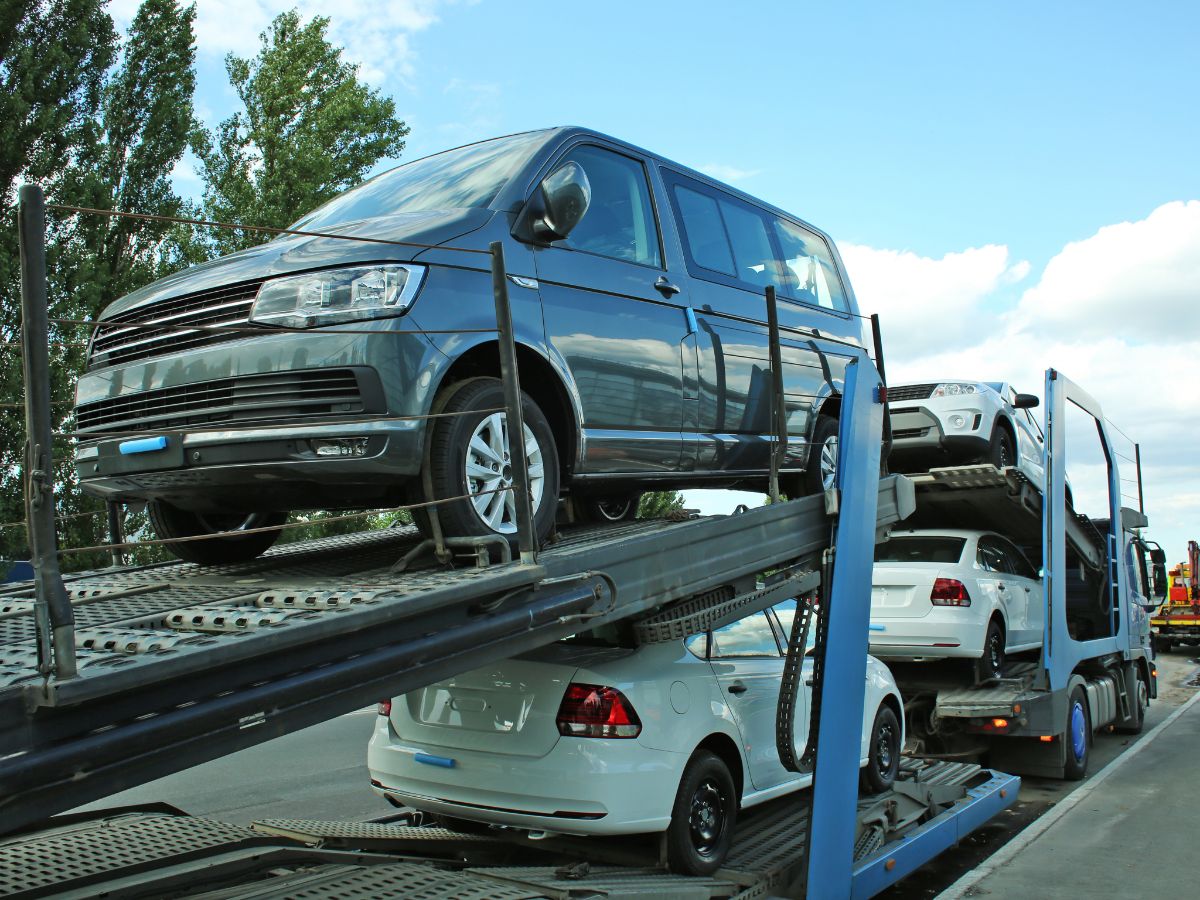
left=696, top=163, right=762, bottom=183
left=1012, top=200, right=1200, bottom=344
left=838, top=242, right=1029, bottom=359
left=111, top=0, right=452, bottom=85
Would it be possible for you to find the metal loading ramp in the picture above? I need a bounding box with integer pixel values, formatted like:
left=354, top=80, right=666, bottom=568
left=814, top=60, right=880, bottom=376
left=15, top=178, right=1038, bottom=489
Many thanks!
left=0, top=759, right=1016, bottom=899
left=0, top=476, right=915, bottom=835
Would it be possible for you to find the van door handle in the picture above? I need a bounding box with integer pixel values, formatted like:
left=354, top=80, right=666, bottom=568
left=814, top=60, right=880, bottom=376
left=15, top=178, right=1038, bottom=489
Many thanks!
left=654, top=276, right=681, bottom=297
left=727, top=682, right=748, bottom=695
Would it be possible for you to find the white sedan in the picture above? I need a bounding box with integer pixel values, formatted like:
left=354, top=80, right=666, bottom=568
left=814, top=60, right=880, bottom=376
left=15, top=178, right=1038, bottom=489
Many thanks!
left=870, top=528, right=1044, bottom=678
left=368, top=600, right=904, bottom=875
left=887, top=381, right=1046, bottom=487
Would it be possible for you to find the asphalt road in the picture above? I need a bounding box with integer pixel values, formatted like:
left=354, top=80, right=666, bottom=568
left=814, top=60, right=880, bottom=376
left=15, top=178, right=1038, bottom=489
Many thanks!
left=73, top=707, right=388, bottom=824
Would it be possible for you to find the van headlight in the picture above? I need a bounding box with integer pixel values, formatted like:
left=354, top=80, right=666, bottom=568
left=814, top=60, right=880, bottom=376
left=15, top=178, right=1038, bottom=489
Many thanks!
left=249, top=264, right=426, bottom=329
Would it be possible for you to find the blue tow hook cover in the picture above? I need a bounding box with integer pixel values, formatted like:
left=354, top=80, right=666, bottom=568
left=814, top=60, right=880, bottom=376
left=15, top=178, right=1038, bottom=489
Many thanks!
left=118, top=435, right=169, bottom=456
left=414, top=752, right=456, bottom=768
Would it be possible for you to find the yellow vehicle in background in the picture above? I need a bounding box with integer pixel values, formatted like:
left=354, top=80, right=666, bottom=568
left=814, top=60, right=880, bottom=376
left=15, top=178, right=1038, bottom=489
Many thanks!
left=1152, top=540, right=1199, bottom=652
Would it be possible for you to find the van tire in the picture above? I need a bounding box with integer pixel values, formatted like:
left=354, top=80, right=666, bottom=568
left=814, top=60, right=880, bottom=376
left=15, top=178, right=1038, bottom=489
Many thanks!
left=804, top=415, right=840, bottom=495
left=422, top=378, right=559, bottom=545
left=148, top=502, right=287, bottom=565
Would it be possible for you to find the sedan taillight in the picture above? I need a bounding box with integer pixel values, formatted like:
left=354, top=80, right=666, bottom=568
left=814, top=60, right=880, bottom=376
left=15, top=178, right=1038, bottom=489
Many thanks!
left=930, top=578, right=972, bottom=606
left=556, top=683, right=642, bottom=738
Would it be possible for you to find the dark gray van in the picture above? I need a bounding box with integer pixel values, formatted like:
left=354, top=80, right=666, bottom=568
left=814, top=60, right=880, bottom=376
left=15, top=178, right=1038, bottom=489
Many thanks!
left=74, top=127, right=866, bottom=562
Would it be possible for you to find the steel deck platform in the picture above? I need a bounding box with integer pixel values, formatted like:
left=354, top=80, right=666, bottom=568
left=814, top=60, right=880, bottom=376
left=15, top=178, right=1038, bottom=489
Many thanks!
left=0, top=759, right=1018, bottom=900
left=0, top=477, right=916, bottom=835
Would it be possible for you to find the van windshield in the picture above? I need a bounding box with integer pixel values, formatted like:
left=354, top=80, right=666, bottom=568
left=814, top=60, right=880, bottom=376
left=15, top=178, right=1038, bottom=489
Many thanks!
left=290, top=131, right=549, bottom=230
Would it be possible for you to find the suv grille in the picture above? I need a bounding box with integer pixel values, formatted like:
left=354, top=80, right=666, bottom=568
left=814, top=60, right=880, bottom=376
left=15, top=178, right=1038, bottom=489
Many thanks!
left=76, top=370, right=365, bottom=436
left=88, top=281, right=264, bottom=370
left=887, top=384, right=937, bottom=402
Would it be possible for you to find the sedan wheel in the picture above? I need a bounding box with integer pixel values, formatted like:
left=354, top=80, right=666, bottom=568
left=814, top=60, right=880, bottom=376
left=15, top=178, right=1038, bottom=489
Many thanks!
left=861, top=704, right=901, bottom=794
left=666, top=750, right=737, bottom=875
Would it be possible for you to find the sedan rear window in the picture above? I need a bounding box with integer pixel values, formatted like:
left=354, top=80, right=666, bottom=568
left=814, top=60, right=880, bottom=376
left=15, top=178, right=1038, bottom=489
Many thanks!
left=875, top=536, right=967, bottom=564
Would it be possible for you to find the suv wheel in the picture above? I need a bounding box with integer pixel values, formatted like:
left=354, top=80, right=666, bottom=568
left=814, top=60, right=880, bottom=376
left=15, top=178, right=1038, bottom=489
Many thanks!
left=666, top=750, right=738, bottom=876
left=989, top=425, right=1015, bottom=470
left=148, top=502, right=287, bottom=565
left=423, top=378, right=559, bottom=544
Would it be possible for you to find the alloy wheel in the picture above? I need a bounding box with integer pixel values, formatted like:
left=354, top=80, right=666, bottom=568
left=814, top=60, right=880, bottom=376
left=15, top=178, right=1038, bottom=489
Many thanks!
left=820, top=435, right=839, bottom=491
left=464, top=412, right=545, bottom=534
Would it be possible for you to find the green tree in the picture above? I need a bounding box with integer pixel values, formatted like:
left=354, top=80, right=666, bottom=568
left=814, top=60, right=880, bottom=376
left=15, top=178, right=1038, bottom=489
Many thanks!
left=638, top=491, right=686, bottom=519
left=0, top=0, right=117, bottom=563
left=194, top=9, right=410, bottom=254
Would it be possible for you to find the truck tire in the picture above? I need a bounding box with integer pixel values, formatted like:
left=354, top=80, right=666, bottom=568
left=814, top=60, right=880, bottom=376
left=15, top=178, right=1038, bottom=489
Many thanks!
left=148, top=502, right=287, bottom=565
left=666, top=750, right=738, bottom=876
left=1063, top=685, right=1091, bottom=781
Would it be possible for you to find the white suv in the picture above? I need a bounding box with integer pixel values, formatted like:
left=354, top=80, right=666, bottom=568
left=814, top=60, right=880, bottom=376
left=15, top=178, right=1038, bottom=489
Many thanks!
left=887, top=381, right=1046, bottom=487
left=368, top=600, right=904, bottom=875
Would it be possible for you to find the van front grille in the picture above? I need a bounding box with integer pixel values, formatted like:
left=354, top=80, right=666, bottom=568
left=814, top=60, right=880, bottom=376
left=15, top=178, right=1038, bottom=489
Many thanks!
left=88, top=281, right=264, bottom=370
left=75, top=369, right=366, bottom=436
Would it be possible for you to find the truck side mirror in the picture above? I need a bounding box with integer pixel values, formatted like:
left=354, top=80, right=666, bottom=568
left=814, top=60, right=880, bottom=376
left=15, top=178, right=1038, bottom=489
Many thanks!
left=529, top=161, right=591, bottom=243
left=1151, top=552, right=1168, bottom=601
left=1013, top=393, right=1040, bottom=409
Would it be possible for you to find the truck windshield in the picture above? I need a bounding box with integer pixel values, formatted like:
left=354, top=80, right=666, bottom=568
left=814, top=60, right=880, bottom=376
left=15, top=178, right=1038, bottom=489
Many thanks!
left=290, top=130, right=549, bottom=230
left=875, top=536, right=967, bottom=564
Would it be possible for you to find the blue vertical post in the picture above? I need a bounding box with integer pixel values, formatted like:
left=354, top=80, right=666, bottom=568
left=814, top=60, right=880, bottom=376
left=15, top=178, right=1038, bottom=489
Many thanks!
left=806, top=355, right=884, bottom=897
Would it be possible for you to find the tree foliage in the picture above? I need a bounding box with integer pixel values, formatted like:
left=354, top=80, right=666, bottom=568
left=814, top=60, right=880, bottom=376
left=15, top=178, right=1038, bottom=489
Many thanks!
left=194, top=10, right=409, bottom=254
left=638, top=491, right=686, bottom=519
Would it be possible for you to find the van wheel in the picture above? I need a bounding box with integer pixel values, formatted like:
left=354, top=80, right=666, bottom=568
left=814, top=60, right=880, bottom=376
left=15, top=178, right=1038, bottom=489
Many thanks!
left=148, top=502, right=287, bottom=565
left=977, top=618, right=1006, bottom=681
left=578, top=493, right=641, bottom=523
left=861, top=704, right=901, bottom=794
left=1063, top=685, right=1090, bottom=780
left=422, top=378, right=559, bottom=544
left=804, top=415, right=839, bottom=495
left=666, top=750, right=737, bottom=876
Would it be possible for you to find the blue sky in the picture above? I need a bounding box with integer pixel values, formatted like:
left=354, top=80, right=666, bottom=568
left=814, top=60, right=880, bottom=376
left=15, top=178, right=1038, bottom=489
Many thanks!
left=113, top=0, right=1200, bottom=561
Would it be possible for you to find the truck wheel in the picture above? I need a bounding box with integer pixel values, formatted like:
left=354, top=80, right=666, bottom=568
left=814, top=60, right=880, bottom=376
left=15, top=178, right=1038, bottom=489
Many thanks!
left=577, top=492, right=641, bottom=523
left=1115, top=671, right=1148, bottom=735
left=1063, top=685, right=1091, bottom=780
left=666, top=750, right=738, bottom=876
left=148, top=502, right=287, bottom=565
left=861, top=704, right=901, bottom=794
left=422, top=378, right=559, bottom=545
left=976, top=618, right=1006, bottom=681
left=804, top=415, right=839, bottom=495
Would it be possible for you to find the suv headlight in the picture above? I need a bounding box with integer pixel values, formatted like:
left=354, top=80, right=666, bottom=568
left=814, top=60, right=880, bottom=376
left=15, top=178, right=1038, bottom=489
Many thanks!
left=249, top=264, right=426, bottom=329
left=931, top=382, right=977, bottom=398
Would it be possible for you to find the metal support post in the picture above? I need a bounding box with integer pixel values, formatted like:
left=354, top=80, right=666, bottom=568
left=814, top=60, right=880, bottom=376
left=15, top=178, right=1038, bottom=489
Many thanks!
left=799, top=355, right=884, bottom=898
left=106, top=501, right=125, bottom=567
left=490, top=241, right=537, bottom=564
left=17, top=183, right=77, bottom=680
left=1135, top=443, right=1144, bottom=514
left=765, top=286, right=787, bottom=503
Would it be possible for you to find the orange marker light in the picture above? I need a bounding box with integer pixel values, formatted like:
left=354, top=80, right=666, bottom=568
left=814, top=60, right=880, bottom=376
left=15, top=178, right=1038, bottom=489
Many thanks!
left=992, top=718, right=1009, bottom=729
left=1039, top=735, right=1054, bottom=743
left=1013, top=704, right=1022, bottom=714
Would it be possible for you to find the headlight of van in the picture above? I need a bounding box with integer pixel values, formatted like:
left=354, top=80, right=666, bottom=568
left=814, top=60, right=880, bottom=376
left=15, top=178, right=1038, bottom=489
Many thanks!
left=249, top=264, right=426, bottom=329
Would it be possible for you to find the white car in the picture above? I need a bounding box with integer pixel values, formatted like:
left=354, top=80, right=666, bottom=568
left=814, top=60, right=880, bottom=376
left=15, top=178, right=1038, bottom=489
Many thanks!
left=870, top=528, right=1044, bottom=678
left=368, top=600, right=904, bottom=875
left=887, top=381, right=1045, bottom=487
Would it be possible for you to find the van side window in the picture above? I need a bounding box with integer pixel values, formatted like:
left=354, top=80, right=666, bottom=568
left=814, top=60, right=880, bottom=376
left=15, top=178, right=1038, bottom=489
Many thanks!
left=673, top=186, right=736, bottom=275
left=772, top=218, right=849, bottom=312
left=558, top=146, right=661, bottom=268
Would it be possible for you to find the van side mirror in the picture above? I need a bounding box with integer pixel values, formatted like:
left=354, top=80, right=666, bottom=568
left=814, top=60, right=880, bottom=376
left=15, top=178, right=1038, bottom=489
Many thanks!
left=1013, top=393, right=1039, bottom=409
left=529, top=161, right=591, bottom=243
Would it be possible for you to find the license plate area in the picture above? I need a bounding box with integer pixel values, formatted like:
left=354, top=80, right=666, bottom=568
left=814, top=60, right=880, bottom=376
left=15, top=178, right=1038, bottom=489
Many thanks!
left=97, top=434, right=185, bottom=475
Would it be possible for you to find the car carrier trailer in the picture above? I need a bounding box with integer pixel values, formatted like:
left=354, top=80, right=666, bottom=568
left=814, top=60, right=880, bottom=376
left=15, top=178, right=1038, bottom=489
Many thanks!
left=0, top=185, right=1021, bottom=898
left=880, top=372, right=1168, bottom=780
